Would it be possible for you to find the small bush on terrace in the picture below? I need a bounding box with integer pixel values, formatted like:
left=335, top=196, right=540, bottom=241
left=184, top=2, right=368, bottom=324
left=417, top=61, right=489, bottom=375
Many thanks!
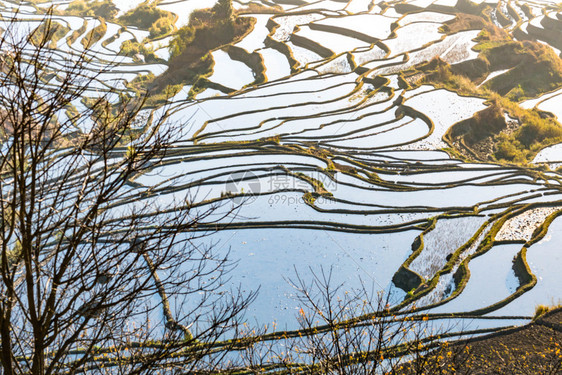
left=119, top=3, right=175, bottom=38
left=65, top=0, right=118, bottom=20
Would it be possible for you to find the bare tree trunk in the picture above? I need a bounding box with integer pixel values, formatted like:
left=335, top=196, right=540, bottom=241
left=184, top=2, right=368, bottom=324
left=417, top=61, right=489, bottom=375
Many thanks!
left=0, top=11, right=254, bottom=374
left=0, top=312, right=14, bottom=375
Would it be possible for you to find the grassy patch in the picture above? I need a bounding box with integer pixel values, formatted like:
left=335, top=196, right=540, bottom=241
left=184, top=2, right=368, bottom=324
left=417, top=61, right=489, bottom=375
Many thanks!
left=61, top=0, right=118, bottom=19
left=146, top=3, right=255, bottom=97
left=30, top=20, right=70, bottom=48
left=118, top=3, right=176, bottom=38
left=478, top=42, right=562, bottom=100
left=57, top=1, right=176, bottom=39
left=494, top=99, right=562, bottom=163
left=81, top=18, right=107, bottom=48
left=119, top=40, right=159, bottom=62
left=404, top=13, right=562, bottom=164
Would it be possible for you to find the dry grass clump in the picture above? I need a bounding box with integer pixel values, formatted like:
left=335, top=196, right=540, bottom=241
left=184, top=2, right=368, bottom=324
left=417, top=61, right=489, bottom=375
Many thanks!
left=534, top=303, right=562, bottom=320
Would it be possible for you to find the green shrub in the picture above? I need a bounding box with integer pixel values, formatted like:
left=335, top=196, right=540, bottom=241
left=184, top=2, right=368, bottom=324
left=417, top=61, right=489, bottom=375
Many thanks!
left=30, top=20, right=70, bottom=48
left=516, top=116, right=562, bottom=148
left=168, top=12, right=249, bottom=58
left=480, top=42, right=562, bottom=99
left=119, top=40, right=157, bottom=61
left=495, top=137, right=524, bottom=162
left=148, top=4, right=254, bottom=94
left=149, top=17, right=174, bottom=38
left=119, top=4, right=174, bottom=32
left=65, top=0, right=117, bottom=20
left=507, top=84, right=525, bottom=101
left=168, top=26, right=196, bottom=58
left=81, top=18, right=107, bottom=48
left=409, top=26, right=562, bottom=165
left=126, top=72, right=155, bottom=93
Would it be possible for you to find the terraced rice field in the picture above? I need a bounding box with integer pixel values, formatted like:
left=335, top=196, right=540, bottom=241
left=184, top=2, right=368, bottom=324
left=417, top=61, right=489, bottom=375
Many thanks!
left=4, top=0, right=562, bottom=368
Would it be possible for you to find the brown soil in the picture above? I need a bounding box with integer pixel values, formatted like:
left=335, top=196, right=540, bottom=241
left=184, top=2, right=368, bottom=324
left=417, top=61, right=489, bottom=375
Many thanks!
left=402, top=310, right=562, bottom=374
left=451, top=311, right=562, bottom=374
